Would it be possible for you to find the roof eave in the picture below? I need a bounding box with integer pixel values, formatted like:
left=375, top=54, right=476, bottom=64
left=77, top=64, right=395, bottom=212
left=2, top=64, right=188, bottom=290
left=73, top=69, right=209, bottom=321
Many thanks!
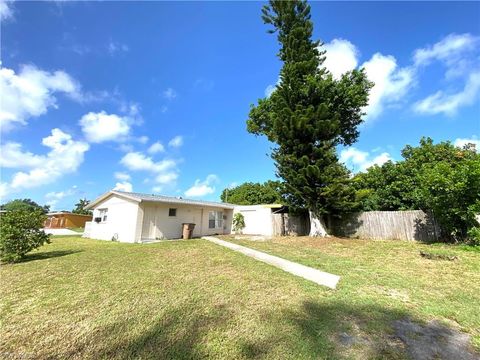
left=85, top=190, right=141, bottom=210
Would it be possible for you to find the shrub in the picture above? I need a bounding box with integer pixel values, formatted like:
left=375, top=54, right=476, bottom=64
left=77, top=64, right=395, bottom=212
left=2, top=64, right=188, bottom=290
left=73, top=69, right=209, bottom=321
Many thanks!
left=467, top=227, right=480, bottom=246
left=0, top=209, right=50, bottom=263
left=232, top=213, right=246, bottom=234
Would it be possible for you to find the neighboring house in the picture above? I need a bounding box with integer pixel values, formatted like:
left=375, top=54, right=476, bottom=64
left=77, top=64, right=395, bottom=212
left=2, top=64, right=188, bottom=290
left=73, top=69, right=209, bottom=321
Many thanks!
left=234, top=204, right=283, bottom=236
left=84, top=190, right=234, bottom=243
left=233, top=204, right=309, bottom=236
left=44, top=212, right=93, bottom=229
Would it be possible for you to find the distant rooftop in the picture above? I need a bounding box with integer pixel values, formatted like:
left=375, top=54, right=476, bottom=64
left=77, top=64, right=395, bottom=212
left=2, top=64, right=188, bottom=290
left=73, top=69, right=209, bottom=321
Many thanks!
left=47, top=211, right=92, bottom=217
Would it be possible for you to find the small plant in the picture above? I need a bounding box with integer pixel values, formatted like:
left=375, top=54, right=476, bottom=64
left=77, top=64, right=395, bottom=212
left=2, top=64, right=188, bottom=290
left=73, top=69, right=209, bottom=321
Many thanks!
left=232, top=213, right=246, bottom=234
left=0, top=209, right=50, bottom=263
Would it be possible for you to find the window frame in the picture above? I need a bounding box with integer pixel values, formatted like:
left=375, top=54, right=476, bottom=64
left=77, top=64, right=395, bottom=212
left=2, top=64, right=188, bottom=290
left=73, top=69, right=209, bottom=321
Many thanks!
left=98, top=208, right=108, bottom=223
left=168, top=208, right=177, bottom=217
left=208, top=211, right=223, bottom=229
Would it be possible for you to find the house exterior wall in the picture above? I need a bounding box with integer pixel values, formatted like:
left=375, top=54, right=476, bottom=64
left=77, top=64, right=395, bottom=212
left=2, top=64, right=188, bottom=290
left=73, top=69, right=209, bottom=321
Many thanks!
left=87, top=195, right=141, bottom=243
left=140, top=203, right=233, bottom=240
left=233, top=205, right=274, bottom=236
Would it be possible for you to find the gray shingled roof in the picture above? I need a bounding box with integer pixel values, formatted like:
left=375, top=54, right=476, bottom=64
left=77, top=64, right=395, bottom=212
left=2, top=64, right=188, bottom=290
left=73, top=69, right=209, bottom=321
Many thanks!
left=112, top=190, right=235, bottom=209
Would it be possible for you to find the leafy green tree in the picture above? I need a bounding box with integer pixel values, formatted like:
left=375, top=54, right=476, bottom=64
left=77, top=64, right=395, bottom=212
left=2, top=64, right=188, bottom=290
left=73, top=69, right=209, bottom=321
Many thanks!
left=247, top=0, right=373, bottom=235
left=0, top=209, right=50, bottom=263
left=1, top=199, right=50, bottom=213
left=72, top=198, right=92, bottom=215
left=416, top=150, right=480, bottom=242
left=220, top=181, right=285, bottom=205
left=353, top=161, right=417, bottom=211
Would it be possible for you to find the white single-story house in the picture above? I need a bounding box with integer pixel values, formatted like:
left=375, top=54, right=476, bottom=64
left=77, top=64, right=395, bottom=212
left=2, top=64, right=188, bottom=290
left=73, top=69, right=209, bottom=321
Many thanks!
left=83, top=190, right=234, bottom=243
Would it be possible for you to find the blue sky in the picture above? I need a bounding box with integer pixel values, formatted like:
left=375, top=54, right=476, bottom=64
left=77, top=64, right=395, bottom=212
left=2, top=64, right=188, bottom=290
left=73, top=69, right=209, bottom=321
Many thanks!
left=1, top=1, right=479, bottom=210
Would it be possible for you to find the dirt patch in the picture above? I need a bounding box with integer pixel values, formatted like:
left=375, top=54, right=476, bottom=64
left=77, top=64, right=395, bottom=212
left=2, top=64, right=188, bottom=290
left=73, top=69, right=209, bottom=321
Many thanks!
left=393, top=318, right=479, bottom=360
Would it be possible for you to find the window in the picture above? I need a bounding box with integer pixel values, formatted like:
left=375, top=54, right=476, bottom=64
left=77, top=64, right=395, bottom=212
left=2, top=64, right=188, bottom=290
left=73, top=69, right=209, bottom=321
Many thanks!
left=98, top=208, right=108, bottom=222
left=168, top=208, right=177, bottom=217
left=208, top=211, right=223, bottom=229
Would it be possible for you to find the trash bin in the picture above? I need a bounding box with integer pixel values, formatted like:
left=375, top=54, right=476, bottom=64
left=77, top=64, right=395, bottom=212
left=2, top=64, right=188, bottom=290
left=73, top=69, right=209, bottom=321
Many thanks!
left=182, top=223, right=196, bottom=239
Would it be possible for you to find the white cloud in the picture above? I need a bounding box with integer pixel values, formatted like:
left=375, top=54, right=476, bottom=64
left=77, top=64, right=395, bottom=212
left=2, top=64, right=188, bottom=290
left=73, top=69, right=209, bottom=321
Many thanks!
left=120, top=152, right=175, bottom=173
left=0, top=64, right=81, bottom=131
left=148, top=141, right=165, bottom=154
left=0, top=129, right=89, bottom=196
left=413, top=33, right=479, bottom=68
left=412, top=34, right=480, bottom=116
left=118, top=144, right=134, bottom=153
left=152, top=186, right=163, bottom=193
left=340, top=147, right=392, bottom=173
left=413, top=71, right=480, bottom=116
left=0, top=0, right=13, bottom=21
left=155, top=172, right=178, bottom=184
left=108, top=41, right=129, bottom=55
left=45, top=186, right=78, bottom=210
left=120, top=151, right=179, bottom=187
left=168, top=135, right=183, bottom=148
left=113, top=181, right=133, bottom=192
left=265, top=84, right=276, bottom=97
left=320, top=38, right=413, bottom=120
left=185, top=174, right=219, bottom=197
left=323, top=39, right=359, bottom=80
left=362, top=54, right=414, bottom=120
left=454, top=136, right=480, bottom=152
left=0, top=142, right=44, bottom=168
left=162, top=88, right=177, bottom=100
left=114, top=172, right=131, bottom=181
left=265, top=78, right=281, bottom=97
left=137, top=136, right=149, bottom=144
left=79, top=111, right=131, bottom=143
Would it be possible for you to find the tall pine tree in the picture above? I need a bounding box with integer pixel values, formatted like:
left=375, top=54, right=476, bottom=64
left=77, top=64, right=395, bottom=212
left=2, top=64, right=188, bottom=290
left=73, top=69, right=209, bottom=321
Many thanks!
left=247, top=0, right=373, bottom=236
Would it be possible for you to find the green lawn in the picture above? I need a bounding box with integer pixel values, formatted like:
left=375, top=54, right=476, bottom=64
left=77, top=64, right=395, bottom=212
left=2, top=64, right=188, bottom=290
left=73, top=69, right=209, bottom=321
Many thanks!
left=1, top=236, right=479, bottom=359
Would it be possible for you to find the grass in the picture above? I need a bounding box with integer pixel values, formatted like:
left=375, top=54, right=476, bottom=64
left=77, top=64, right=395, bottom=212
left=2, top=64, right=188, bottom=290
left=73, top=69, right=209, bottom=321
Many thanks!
left=1, top=236, right=479, bottom=359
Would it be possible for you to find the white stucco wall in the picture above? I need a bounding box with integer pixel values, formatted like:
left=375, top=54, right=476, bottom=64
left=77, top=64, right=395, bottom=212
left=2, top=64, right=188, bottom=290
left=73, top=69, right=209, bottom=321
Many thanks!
left=233, top=205, right=274, bottom=236
left=141, top=203, right=233, bottom=240
left=88, top=195, right=142, bottom=243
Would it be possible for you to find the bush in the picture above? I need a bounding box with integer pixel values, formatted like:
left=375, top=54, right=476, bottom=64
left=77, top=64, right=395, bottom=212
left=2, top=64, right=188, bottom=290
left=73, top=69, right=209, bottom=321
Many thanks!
left=0, top=209, right=50, bottom=263
left=467, top=227, right=480, bottom=246
left=232, top=213, right=246, bottom=234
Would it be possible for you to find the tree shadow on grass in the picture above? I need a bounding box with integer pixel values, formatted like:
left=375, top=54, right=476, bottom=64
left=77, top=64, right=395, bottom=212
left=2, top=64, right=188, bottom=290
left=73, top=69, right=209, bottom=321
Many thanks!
left=240, top=300, right=479, bottom=360
left=17, top=250, right=83, bottom=263
left=63, top=303, right=230, bottom=359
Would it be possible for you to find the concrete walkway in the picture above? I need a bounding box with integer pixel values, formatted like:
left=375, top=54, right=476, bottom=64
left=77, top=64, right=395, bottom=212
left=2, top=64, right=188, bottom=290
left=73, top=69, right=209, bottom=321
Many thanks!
left=202, top=236, right=340, bottom=289
left=43, top=228, right=82, bottom=236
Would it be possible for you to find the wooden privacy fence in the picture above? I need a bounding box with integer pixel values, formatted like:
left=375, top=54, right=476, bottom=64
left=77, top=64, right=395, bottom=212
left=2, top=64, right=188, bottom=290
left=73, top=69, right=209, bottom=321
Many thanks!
left=272, top=213, right=309, bottom=236
left=331, top=210, right=440, bottom=242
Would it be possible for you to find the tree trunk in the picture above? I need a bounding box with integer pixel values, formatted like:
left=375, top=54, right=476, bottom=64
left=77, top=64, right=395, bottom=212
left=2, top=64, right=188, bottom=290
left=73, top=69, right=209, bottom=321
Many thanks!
left=309, top=210, right=329, bottom=237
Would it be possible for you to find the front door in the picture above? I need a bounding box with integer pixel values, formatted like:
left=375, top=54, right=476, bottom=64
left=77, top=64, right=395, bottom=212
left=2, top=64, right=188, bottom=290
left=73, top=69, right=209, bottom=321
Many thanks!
left=141, top=206, right=157, bottom=239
